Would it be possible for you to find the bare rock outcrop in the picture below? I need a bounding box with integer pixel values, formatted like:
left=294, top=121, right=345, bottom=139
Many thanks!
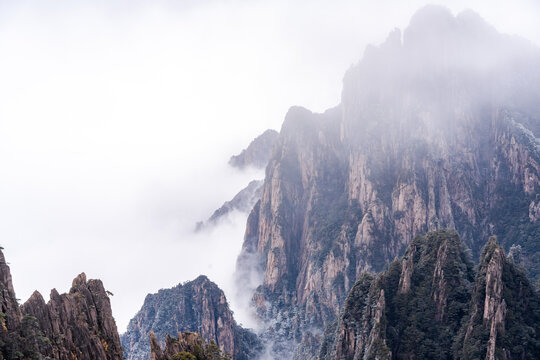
left=150, top=331, right=233, bottom=360
left=235, top=6, right=540, bottom=358
left=21, top=272, right=123, bottom=360
left=121, top=275, right=261, bottom=360
left=529, top=198, right=540, bottom=222
left=0, top=248, right=123, bottom=360
left=320, top=231, right=540, bottom=360
left=459, top=237, right=540, bottom=359
left=0, top=249, right=23, bottom=359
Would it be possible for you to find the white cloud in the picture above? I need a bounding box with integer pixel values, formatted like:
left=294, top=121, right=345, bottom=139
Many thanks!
left=0, top=0, right=538, bottom=332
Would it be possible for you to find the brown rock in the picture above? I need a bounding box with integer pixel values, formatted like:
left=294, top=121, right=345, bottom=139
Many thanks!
left=0, top=248, right=123, bottom=360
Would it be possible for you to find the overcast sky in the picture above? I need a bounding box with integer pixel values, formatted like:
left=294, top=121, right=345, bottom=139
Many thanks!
left=0, top=0, right=539, bottom=332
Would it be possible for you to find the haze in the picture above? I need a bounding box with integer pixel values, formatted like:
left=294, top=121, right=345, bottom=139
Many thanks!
left=0, top=0, right=539, bottom=332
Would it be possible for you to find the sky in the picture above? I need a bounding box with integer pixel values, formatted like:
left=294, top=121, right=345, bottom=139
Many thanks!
left=0, top=0, right=539, bottom=332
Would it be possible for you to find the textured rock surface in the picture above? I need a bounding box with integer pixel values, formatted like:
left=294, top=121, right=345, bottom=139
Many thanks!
left=459, top=237, right=540, bottom=359
left=0, top=249, right=23, bottom=359
left=21, top=273, right=124, bottom=360
left=121, top=276, right=261, bottom=360
left=0, top=249, right=123, bottom=360
left=150, top=331, right=232, bottom=360
left=319, top=231, right=540, bottom=360
left=229, top=129, right=279, bottom=169
left=236, top=6, right=540, bottom=358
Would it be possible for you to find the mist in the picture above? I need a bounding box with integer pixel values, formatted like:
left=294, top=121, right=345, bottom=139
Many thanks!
left=1, top=0, right=539, bottom=334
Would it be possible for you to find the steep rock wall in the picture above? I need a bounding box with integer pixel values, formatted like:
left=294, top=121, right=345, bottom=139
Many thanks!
left=236, top=6, right=540, bottom=358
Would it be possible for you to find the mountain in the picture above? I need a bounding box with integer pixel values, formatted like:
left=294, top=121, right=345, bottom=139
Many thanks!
left=207, top=180, right=264, bottom=223
left=150, top=331, right=233, bottom=360
left=121, top=276, right=261, bottom=360
left=0, top=249, right=122, bottom=360
left=196, top=180, right=264, bottom=231
left=458, top=236, right=540, bottom=359
left=318, top=230, right=540, bottom=360
left=229, top=130, right=279, bottom=169
left=197, top=128, right=279, bottom=231
left=235, top=5, right=540, bottom=358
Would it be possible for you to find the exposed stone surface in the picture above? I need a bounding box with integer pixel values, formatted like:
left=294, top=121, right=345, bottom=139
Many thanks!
left=320, top=231, right=540, bottom=360
left=150, top=331, right=232, bottom=360
left=21, top=273, right=124, bottom=360
left=229, top=129, right=279, bottom=169
left=459, top=237, right=540, bottom=359
left=235, top=6, right=540, bottom=358
left=0, top=249, right=23, bottom=359
left=397, top=242, right=416, bottom=294
left=121, top=276, right=261, bottom=360
left=0, top=249, right=123, bottom=360
left=529, top=198, right=540, bottom=222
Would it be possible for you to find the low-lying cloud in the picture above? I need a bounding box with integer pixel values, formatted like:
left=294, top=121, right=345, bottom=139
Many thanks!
left=0, top=0, right=539, bottom=333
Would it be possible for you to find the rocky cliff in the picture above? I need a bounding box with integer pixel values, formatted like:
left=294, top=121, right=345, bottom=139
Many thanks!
left=229, top=129, right=279, bottom=169
left=150, top=331, right=233, bottom=360
left=235, top=5, right=540, bottom=358
left=0, top=249, right=123, bottom=360
left=319, top=230, right=540, bottom=360
left=21, top=273, right=124, bottom=360
left=0, top=248, right=24, bottom=359
left=458, top=237, right=540, bottom=359
left=121, top=276, right=261, bottom=360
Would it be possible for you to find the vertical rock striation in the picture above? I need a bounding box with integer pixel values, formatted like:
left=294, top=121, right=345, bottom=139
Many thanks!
left=459, top=237, right=540, bottom=359
left=320, top=231, right=540, bottom=360
left=0, top=248, right=123, bottom=360
left=21, top=273, right=124, bottom=360
left=235, top=6, right=540, bottom=357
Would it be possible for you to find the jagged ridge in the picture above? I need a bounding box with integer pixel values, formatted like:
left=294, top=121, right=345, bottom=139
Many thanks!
left=121, top=276, right=261, bottom=360
left=319, top=230, right=540, bottom=360
left=235, top=5, right=540, bottom=358
left=229, top=129, right=279, bottom=169
left=0, top=249, right=122, bottom=360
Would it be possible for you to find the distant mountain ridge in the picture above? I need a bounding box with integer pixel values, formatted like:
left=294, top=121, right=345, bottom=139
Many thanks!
left=229, top=129, right=279, bottom=170
left=196, top=180, right=264, bottom=231
left=196, top=128, right=278, bottom=230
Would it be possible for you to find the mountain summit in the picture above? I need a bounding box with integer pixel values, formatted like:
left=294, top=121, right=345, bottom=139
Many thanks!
left=235, top=6, right=539, bottom=358
left=319, top=230, right=540, bottom=359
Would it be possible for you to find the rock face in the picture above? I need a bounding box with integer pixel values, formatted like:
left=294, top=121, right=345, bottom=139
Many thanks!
left=235, top=6, right=540, bottom=358
left=458, top=237, right=540, bottom=359
left=229, top=129, right=279, bottom=169
left=121, top=276, right=261, bottom=360
left=196, top=180, right=264, bottom=231
left=319, top=230, right=540, bottom=360
left=0, top=249, right=24, bottom=359
left=0, top=249, right=123, bottom=360
left=150, top=331, right=233, bottom=360
left=21, top=273, right=124, bottom=360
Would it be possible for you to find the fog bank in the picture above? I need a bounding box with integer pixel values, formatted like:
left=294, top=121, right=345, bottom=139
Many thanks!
left=0, top=0, right=538, bottom=332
